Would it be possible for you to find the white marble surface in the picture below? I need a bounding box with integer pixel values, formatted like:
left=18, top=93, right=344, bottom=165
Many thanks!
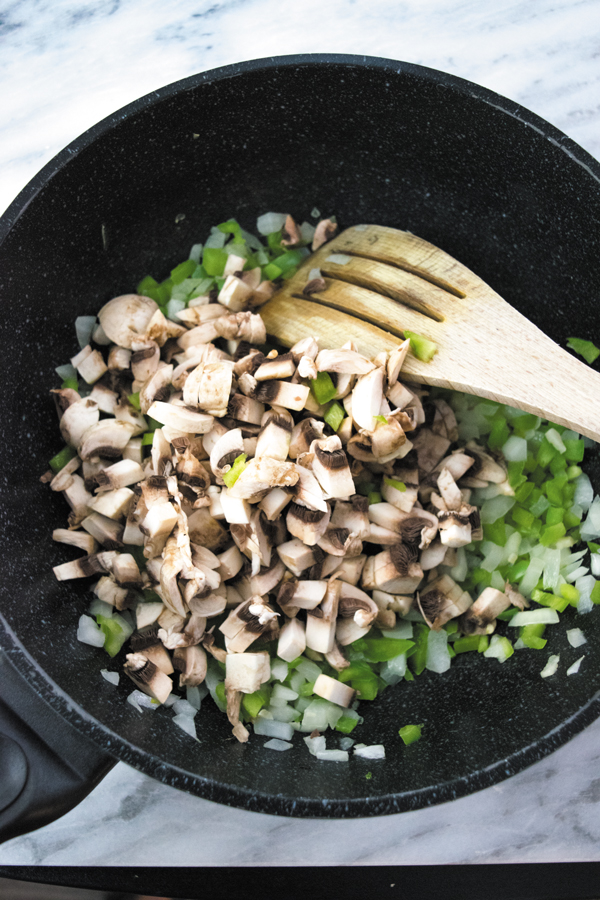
left=2, top=0, right=600, bottom=869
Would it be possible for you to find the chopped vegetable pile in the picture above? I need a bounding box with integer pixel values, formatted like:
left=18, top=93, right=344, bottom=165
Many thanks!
left=43, top=211, right=600, bottom=761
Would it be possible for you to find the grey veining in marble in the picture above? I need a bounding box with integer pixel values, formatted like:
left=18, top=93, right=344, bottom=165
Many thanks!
left=2, top=0, right=600, bottom=869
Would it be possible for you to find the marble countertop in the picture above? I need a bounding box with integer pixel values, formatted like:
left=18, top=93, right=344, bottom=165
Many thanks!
left=2, top=0, right=600, bottom=870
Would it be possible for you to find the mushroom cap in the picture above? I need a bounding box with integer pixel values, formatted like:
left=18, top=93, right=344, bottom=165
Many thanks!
left=98, top=294, right=159, bottom=349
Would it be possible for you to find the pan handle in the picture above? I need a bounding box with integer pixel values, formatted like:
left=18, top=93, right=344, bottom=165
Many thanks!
left=0, top=651, right=116, bottom=845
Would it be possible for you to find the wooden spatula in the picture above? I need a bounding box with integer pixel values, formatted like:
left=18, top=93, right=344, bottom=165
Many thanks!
left=260, top=224, right=600, bottom=441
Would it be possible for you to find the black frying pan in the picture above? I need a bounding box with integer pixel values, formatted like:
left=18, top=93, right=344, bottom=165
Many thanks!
left=2, top=54, right=600, bottom=841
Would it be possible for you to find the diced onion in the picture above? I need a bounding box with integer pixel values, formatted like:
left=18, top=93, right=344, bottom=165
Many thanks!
left=256, top=212, right=288, bottom=235
left=501, top=435, right=528, bottom=461
left=566, top=656, right=584, bottom=675
left=264, top=738, right=293, bottom=751
left=100, top=669, right=119, bottom=685
left=188, top=242, right=203, bottom=263
left=353, top=744, right=385, bottom=759
left=77, top=614, right=105, bottom=647
left=545, top=428, right=567, bottom=453
left=509, top=609, right=560, bottom=627
left=55, top=363, right=78, bottom=380
left=575, top=575, right=596, bottom=613
left=304, top=735, right=327, bottom=756
left=315, top=750, right=349, bottom=762
left=574, top=474, right=594, bottom=512
left=75, top=316, right=97, bottom=349
left=172, top=714, right=197, bottom=739
left=325, top=253, right=352, bottom=266
left=426, top=629, right=451, bottom=674
left=270, top=658, right=289, bottom=682
left=567, top=628, right=587, bottom=648
left=339, top=737, right=355, bottom=750
left=253, top=718, right=295, bottom=741
left=541, top=655, right=560, bottom=678
left=480, top=495, right=516, bottom=525
left=172, top=699, right=198, bottom=718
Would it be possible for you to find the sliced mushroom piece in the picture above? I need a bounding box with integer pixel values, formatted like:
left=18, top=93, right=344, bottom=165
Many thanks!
left=214, top=311, right=266, bottom=344
left=183, top=359, right=234, bottom=417
left=338, top=583, right=379, bottom=628
left=94, top=458, right=145, bottom=492
left=313, top=673, right=355, bottom=707
left=431, top=398, right=459, bottom=442
left=79, top=420, right=137, bottom=461
left=325, top=641, right=351, bottom=671
left=141, top=501, right=178, bottom=559
left=173, top=645, right=208, bottom=687
left=458, top=586, right=510, bottom=634
left=123, top=652, right=172, bottom=704
left=318, top=527, right=363, bottom=559
left=323, top=554, right=367, bottom=586
left=148, top=400, right=214, bottom=434
left=312, top=218, right=338, bottom=251
left=286, top=502, right=331, bottom=547
left=276, top=538, right=321, bottom=578
left=144, top=308, right=186, bottom=347
left=252, top=380, right=310, bottom=412
left=218, top=274, right=254, bottom=312
left=351, top=366, right=385, bottom=432
left=331, top=496, right=370, bottom=539
left=93, top=574, right=132, bottom=610
left=461, top=441, right=508, bottom=486
left=60, top=474, right=94, bottom=527
left=381, top=471, right=419, bottom=513
left=137, top=363, right=173, bottom=415
left=290, top=336, right=320, bottom=364
left=255, top=409, right=293, bottom=461
left=88, top=487, right=134, bottom=520
left=221, top=596, right=279, bottom=652
left=224, top=650, right=271, bottom=693
left=52, top=550, right=119, bottom=581
left=209, top=427, right=245, bottom=484
left=259, top=487, right=292, bottom=521
left=361, top=543, right=424, bottom=594
left=98, top=294, right=159, bottom=349
left=290, top=464, right=328, bottom=512
left=220, top=490, right=252, bottom=525
left=227, top=393, right=265, bottom=425
left=419, top=539, right=450, bottom=571
left=305, top=578, right=341, bottom=654
left=311, top=436, right=355, bottom=499
left=316, top=348, right=375, bottom=375
left=251, top=556, right=286, bottom=596
left=49, top=454, right=81, bottom=492
left=111, top=552, right=143, bottom=587
left=71, top=345, right=108, bottom=385
left=369, top=418, right=407, bottom=459
left=297, top=355, right=318, bottom=380
left=277, top=616, right=306, bottom=662
left=81, top=512, right=124, bottom=549
left=437, top=509, right=473, bottom=548
left=52, top=528, right=98, bottom=555
left=418, top=573, right=473, bottom=630
left=59, top=397, right=100, bottom=449
left=227, top=456, right=299, bottom=501
left=364, top=522, right=403, bottom=546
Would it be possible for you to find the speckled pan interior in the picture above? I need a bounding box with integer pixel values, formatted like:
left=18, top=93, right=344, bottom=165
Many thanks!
left=2, top=54, right=600, bottom=817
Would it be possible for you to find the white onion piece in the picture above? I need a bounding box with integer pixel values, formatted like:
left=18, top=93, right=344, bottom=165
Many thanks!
left=339, top=737, right=355, bottom=750
left=77, top=614, right=105, bottom=647
left=264, top=738, right=293, bottom=751
left=480, top=495, right=516, bottom=524
left=567, top=656, right=584, bottom=675
left=253, top=718, right=295, bottom=741
left=76, top=316, right=97, bottom=349
left=575, top=574, right=596, bottom=613
left=55, top=363, right=78, bottom=380
left=100, top=669, right=119, bottom=686
left=426, top=629, right=451, bottom=673
left=173, top=714, right=197, bottom=739
left=567, top=628, right=587, bottom=648
left=353, top=744, right=385, bottom=760
left=189, top=242, right=203, bottom=263
left=172, top=699, right=198, bottom=718
left=256, top=212, right=287, bottom=235
left=501, top=435, right=528, bottom=461
left=591, top=553, right=600, bottom=576
left=315, top=750, right=349, bottom=762
left=574, top=474, right=594, bottom=513
left=541, top=655, right=560, bottom=678
left=545, top=428, right=567, bottom=453
left=303, top=735, right=327, bottom=756
left=270, top=658, right=289, bottom=682
left=127, top=690, right=159, bottom=711
left=325, top=253, right=352, bottom=266
left=509, top=609, right=559, bottom=627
